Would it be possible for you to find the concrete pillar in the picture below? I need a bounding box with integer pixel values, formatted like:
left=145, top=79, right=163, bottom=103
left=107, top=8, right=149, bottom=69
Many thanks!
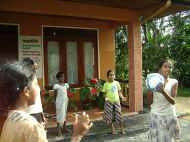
left=127, top=21, right=143, bottom=112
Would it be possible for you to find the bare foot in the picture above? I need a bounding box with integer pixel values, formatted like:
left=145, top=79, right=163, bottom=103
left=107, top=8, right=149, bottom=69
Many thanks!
left=112, top=124, right=117, bottom=135
left=121, top=129, right=126, bottom=135
left=112, top=129, right=117, bottom=135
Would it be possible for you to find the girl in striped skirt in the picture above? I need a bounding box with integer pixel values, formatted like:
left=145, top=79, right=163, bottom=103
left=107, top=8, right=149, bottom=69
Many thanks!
left=102, top=70, right=126, bottom=135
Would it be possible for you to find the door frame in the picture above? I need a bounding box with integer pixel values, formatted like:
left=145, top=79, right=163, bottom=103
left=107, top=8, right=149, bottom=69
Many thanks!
left=42, top=25, right=99, bottom=87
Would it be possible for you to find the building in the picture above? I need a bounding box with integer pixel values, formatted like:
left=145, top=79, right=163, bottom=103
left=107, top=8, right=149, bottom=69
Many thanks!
left=0, top=0, right=189, bottom=115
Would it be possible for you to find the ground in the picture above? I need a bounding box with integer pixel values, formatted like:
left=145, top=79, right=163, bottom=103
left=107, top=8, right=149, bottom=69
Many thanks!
left=47, top=97, right=190, bottom=142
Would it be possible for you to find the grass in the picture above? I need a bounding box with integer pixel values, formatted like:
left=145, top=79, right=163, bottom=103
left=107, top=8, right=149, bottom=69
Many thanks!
left=178, top=87, right=190, bottom=97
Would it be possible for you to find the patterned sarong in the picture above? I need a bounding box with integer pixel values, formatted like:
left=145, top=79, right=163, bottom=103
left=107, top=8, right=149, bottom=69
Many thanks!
left=104, top=101, right=122, bottom=124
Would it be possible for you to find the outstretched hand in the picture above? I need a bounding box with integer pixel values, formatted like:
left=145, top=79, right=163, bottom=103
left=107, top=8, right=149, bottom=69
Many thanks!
left=71, top=112, right=93, bottom=142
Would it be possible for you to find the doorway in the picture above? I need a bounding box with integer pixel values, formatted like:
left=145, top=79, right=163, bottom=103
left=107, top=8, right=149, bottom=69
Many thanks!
left=0, top=24, right=18, bottom=64
left=43, top=27, right=98, bottom=87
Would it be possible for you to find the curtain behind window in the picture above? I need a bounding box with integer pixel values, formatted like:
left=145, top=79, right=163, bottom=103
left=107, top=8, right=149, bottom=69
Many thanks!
left=66, top=41, right=78, bottom=84
left=47, top=41, right=60, bottom=86
left=84, top=42, right=94, bottom=81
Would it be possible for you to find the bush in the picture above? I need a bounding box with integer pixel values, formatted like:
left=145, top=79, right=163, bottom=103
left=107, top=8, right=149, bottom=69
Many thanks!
left=178, top=88, right=190, bottom=97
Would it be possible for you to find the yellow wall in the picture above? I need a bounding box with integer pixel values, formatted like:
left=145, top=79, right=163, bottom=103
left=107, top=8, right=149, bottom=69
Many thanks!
left=0, top=12, right=116, bottom=87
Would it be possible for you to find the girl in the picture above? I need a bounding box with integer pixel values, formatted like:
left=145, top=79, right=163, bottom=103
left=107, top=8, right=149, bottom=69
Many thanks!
left=148, top=59, right=180, bottom=142
left=102, top=70, right=126, bottom=135
left=0, top=62, right=47, bottom=142
left=22, top=57, right=45, bottom=125
left=0, top=62, right=92, bottom=142
left=53, top=72, right=69, bottom=136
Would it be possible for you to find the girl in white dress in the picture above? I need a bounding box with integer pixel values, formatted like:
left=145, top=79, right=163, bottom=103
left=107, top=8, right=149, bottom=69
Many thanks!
left=53, top=72, right=69, bottom=136
left=148, top=59, right=180, bottom=142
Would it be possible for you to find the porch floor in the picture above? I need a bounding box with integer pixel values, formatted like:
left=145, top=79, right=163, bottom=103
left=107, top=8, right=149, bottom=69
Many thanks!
left=45, top=107, right=136, bottom=128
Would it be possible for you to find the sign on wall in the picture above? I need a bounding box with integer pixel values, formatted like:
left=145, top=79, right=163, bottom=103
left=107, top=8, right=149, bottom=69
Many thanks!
left=19, top=36, right=43, bottom=78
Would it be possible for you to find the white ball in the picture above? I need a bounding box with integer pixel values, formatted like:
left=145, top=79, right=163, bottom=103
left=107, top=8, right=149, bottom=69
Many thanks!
left=146, top=73, right=164, bottom=91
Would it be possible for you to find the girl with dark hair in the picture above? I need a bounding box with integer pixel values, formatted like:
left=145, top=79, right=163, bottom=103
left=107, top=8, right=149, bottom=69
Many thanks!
left=0, top=62, right=47, bottom=142
left=102, top=70, right=126, bottom=135
left=53, top=72, right=70, bottom=136
left=147, top=59, right=180, bottom=142
left=0, top=63, right=92, bottom=142
left=22, top=57, right=45, bottom=125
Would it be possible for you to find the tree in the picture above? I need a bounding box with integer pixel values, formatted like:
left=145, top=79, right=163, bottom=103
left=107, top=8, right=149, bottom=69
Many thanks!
left=142, top=17, right=171, bottom=77
left=115, top=26, right=128, bottom=79
left=115, top=11, right=190, bottom=87
left=168, top=12, right=190, bottom=87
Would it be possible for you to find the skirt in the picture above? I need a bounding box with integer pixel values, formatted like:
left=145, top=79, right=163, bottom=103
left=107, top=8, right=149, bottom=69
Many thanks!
left=56, top=98, right=68, bottom=123
left=148, top=113, right=180, bottom=142
left=103, top=101, right=122, bottom=124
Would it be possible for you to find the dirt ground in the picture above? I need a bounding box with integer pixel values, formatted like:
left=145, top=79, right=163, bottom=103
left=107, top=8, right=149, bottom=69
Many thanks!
left=176, top=97, right=190, bottom=120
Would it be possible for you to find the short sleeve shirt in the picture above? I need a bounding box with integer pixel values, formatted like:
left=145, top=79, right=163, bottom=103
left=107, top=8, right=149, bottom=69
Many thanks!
left=0, top=110, right=47, bottom=142
left=102, top=81, right=121, bottom=103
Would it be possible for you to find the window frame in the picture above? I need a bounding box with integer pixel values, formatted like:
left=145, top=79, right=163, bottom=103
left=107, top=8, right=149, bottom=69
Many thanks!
left=44, top=31, right=98, bottom=88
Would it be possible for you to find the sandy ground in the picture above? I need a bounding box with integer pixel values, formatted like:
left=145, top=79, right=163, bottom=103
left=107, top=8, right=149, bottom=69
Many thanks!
left=176, top=97, right=190, bottom=120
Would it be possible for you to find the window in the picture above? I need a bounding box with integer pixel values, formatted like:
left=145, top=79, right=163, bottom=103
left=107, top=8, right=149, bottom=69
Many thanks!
left=66, top=41, right=78, bottom=84
left=44, top=28, right=98, bottom=87
left=84, top=42, right=94, bottom=80
left=47, top=41, right=60, bottom=86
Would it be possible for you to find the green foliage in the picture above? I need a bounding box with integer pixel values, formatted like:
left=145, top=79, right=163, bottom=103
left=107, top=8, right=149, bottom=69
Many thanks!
left=115, top=11, right=190, bottom=87
left=43, top=91, right=56, bottom=104
left=70, top=88, right=77, bottom=94
left=142, top=47, right=169, bottom=77
left=168, top=13, right=190, bottom=87
left=68, top=100, right=78, bottom=112
left=44, top=95, right=55, bottom=105
left=79, top=87, right=91, bottom=101
left=115, top=26, right=128, bottom=79
left=178, top=88, right=190, bottom=97
left=142, top=13, right=190, bottom=87
left=79, top=79, right=106, bottom=110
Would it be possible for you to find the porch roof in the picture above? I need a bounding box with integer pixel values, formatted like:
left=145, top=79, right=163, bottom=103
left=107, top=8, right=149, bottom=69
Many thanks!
left=0, top=0, right=189, bottom=23
left=61, top=0, right=190, bottom=20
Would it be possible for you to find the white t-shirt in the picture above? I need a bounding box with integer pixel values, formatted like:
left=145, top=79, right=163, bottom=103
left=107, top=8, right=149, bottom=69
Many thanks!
left=151, top=78, right=178, bottom=116
left=0, top=110, right=47, bottom=142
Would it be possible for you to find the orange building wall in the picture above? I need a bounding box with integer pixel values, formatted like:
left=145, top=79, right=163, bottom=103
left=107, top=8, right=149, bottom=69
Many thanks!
left=0, top=12, right=116, bottom=86
left=99, top=28, right=116, bottom=80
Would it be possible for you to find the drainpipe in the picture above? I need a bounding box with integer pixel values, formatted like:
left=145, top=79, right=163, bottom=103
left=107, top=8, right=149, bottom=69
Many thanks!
left=141, top=0, right=172, bottom=23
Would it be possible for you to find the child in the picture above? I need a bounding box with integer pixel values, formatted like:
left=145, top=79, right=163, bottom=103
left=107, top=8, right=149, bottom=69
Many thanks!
left=102, top=70, right=126, bottom=134
left=0, top=62, right=92, bottom=142
left=0, top=62, right=47, bottom=142
left=22, top=57, right=45, bottom=125
left=53, top=72, right=69, bottom=136
left=147, top=59, right=180, bottom=142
